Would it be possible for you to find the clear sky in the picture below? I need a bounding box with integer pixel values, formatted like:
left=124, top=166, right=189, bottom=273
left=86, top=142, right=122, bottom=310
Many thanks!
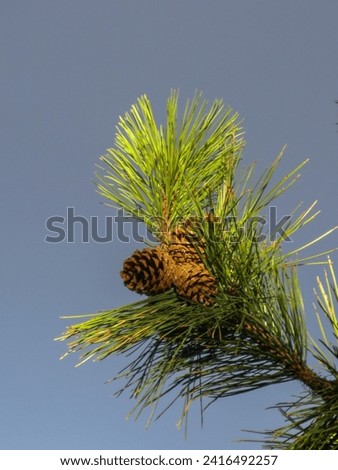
left=1, top=0, right=337, bottom=450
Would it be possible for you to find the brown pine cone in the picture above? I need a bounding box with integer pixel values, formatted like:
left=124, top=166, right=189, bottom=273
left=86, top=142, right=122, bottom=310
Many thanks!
left=172, top=262, right=217, bottom=306
left=164, top=226, right=205, bottom=266
left=120, top=247, right=174, bottom=294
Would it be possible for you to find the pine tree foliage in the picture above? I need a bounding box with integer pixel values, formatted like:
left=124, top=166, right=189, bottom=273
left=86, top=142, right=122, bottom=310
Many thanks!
left=96, top=90, right=243, bottom=237
left=57, top=91, right=338, bottom=448
left=250, top=259, right=338, bottom=449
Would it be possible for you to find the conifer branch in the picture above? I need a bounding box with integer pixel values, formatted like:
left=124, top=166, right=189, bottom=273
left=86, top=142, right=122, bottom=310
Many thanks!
left=242, top=321, right=333, bottom=396
left=57, top=91, right=338, bottom=448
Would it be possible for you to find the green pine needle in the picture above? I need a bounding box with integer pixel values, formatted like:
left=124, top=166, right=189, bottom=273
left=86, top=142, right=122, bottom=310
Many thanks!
left=96, top=90, right=243, bottom=238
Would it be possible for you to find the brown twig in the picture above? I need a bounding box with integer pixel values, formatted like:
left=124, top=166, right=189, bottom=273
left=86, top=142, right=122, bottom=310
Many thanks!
left=243, top=321, right=334, bottom=399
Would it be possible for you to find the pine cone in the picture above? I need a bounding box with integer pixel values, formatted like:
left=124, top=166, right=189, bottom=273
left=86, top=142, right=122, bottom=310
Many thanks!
left=164, top=226, right=204, bottom=266
left=120, top=219, right=217, bottom=306
left=120, top=247, right=174, bottom=294
left=172, top=262, right=217, bottom=306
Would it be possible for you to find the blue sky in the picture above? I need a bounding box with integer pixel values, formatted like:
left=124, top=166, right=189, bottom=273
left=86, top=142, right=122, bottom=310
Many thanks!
left=1, top=0, right=338, bottom=450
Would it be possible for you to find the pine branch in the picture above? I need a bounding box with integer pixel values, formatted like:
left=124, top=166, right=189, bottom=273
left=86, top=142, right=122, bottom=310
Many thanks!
left=242, top=321, right=333, bottom=397
left=56, top=91, right=338, bottom=449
